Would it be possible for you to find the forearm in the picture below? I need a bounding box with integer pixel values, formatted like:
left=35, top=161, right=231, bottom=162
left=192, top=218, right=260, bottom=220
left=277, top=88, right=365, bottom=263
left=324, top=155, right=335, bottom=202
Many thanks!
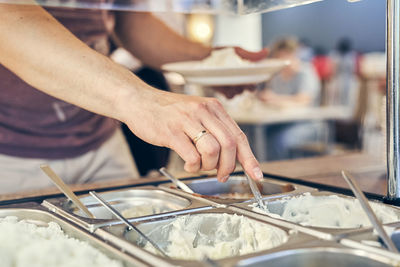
left=0, top=3, right=147, bottom=121
left=261, top=90, right=312, bottom=106
left=281, top=94, right=312, bottom=105
left=114, top=12, right=211, bottom=68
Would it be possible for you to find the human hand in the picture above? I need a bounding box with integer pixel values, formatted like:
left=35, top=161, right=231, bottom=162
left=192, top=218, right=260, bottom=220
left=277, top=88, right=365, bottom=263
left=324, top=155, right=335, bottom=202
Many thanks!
left=259, top=90, right=292, bottom=108
left=212, top=46, right=268, bottom=62
left=122, top=88, right=263, bottom=182
left=212, top=84, right=259, bottom=99
left=259, top=90, right=280, bottom=103
left=259, top=90, right=311, bottom=108
left=234, top=47, right=269, bottom=62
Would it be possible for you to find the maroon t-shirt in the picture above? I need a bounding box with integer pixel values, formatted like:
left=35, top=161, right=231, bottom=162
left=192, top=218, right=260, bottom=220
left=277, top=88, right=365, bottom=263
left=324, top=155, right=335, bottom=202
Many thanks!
left=0, top=5, right=119, bottom=159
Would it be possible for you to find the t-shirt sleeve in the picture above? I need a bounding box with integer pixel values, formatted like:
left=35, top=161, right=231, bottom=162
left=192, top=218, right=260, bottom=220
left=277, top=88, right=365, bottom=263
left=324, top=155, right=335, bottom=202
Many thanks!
left=298, top=63, right=321, bottom=104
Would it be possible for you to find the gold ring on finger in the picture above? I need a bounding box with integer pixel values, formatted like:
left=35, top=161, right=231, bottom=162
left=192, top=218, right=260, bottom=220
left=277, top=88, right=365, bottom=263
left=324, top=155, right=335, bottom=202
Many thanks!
left=192, top=130, right=209, bottom=144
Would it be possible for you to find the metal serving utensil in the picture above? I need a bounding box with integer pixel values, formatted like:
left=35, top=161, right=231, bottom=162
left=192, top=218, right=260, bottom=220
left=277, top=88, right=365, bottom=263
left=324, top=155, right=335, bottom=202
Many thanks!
left=88, top=191, right=169, bottom=258
left=341, top=170, right=398, bottom=253
left=159, top=167, right=194, bottom=194
left=40, top=164, right=95, bottom=219
left=201, top=256, right=220, bottom=267
left=244, top=171, right=267, bottom=211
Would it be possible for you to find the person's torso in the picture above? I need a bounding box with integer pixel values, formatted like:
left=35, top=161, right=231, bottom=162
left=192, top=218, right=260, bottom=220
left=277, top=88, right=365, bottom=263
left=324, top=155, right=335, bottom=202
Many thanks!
left=269, top=62, right=320, bottom=106
left=0, top=1, right=119, bottom=159
left=270, top=71, right=303, bottom=96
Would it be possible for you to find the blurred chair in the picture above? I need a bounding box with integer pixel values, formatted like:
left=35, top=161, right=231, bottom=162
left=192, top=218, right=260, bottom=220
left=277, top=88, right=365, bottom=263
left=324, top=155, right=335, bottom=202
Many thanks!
left=312, top=46, right=334, bottom=106
left=322, top=38, right=363, bottom=151
left=358, top=53, right=387, bottom=158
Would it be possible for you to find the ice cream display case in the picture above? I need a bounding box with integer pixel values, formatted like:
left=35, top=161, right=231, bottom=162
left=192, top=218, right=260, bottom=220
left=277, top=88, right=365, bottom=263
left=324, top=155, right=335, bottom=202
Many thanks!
left=1, top=0, right=400, bottom=266
left=2, top=172, right=400, bottom=266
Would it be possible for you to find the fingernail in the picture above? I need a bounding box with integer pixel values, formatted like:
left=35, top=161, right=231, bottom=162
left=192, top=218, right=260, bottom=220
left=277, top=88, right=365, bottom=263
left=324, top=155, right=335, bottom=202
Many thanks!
left=221, top=175, right=229, bottom=183
left=253, top=167, right=263, bottom=181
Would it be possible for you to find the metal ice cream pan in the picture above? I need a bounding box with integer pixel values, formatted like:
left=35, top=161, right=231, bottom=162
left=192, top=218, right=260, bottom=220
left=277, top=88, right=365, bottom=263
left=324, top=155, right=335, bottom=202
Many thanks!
left=42, top=186, right=209, bottom=232
left=232, top=191, right=400, bottom=239
left=0, top=204, right=146, bottom=267
left=159, top=175, right=315, bottom=205
left=338, top=226, right=400, bottom=262
left=95, top=207, right=316, bottom=267
left=236, top=245, right=400, bottom=267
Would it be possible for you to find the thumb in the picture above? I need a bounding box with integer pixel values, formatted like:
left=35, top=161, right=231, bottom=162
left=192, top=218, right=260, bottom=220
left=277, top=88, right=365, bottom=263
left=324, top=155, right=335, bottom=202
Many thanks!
left=234, top=47, right=269, bottom=62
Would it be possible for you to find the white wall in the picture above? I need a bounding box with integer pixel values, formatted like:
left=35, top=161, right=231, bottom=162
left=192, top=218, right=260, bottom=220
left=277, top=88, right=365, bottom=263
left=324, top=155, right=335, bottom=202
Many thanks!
left=213, top=14, right=262, bottom=51
left=262, top=0, right=386, bottom=53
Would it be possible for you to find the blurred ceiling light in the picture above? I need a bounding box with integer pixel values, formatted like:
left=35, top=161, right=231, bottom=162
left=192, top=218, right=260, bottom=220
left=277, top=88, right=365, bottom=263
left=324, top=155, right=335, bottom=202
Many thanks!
left=187, top=14, right=214, bottom=44
left=347, top=0, right=362, bottom=2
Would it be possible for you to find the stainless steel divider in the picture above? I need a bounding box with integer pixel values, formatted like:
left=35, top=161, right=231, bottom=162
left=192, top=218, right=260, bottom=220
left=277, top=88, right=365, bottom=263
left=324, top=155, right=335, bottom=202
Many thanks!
left=386, top=0, right=400, bottom=200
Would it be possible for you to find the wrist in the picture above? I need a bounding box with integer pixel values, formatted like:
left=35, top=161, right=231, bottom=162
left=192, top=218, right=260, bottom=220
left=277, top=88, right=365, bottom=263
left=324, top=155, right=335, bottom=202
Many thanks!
left=113, top=75, right=152, bottom=123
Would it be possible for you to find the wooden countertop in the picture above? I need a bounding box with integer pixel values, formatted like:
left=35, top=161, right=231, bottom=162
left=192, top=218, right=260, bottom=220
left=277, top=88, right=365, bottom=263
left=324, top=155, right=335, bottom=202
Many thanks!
left=260, top=152, right=387, bottom=196
left=0, top=152, right=387, bottom=202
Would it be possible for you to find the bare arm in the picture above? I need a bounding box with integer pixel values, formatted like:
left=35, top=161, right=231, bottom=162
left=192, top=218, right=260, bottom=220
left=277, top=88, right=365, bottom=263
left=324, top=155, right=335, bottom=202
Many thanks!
left=0, top=3, right=262, bottom=182
left=114, top=12, right=212, bottom=68
left=0, top=2, right=146, bottom=121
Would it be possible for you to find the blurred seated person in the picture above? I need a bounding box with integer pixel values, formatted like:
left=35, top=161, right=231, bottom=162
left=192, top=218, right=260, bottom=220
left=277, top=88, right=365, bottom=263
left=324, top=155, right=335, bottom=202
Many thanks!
left=297, top=38, right=314, bottom=62
left=312, top=46, right=334, bottom=105
left=260, top=38, right=320, bottom=107
left=259, top=38, right=323, bottom=160
left=330, top=38, right=360, bottom=111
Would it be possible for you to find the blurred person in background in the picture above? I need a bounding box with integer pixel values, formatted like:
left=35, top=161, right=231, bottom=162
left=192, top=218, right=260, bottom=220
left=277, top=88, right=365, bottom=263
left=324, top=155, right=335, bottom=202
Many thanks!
left=259, top=37, right=322, bottom=160
left=328, top=38, right=362, bottom=149
left=259, top=38, right=320, bottom=108
left=297, top=38, right=314, bottom=63
left=330, top=38, right=360, bottom=111
left=312, top=46, right=334, bottom=106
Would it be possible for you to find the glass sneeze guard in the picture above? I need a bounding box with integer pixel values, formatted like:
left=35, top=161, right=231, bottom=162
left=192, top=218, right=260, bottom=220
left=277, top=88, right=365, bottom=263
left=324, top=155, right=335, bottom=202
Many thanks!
left=0, top=0, right=323, bottom=14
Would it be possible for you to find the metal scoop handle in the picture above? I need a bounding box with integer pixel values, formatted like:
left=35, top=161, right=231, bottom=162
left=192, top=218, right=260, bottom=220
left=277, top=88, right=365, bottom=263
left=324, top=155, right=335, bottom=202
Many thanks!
left=244, top=171, right=267, bottom=211
left=89, top=191, right=169, bottom=258
left=40, top=164, right=95, bottom=219
left=341, top=170, right=398, bottom=253
left=159, top=167, right=194, bottom=194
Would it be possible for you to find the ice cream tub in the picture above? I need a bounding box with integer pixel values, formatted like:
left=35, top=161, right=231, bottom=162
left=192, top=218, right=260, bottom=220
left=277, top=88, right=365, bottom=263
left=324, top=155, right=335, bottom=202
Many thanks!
left=232, top=191, right=400, bottom=238
left=0, top=204, right=145, bottom=267
left=236, top=245, right=399, bottom=267
left=42, top=186, right=209, bottom=232
left=95, top=208, right=316, bottom=267
left=338, top=224, right=400, bottom=262
left=159, top=175, right=315, bottom=205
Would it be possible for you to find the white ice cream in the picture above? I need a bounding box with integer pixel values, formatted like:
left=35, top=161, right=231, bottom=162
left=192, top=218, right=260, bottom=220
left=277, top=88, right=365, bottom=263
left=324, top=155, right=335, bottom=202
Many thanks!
left=252, top=193, right=400, bottom=228
left=141, top=213, right=288, bottom=260
left=198, top=48, right=252, bottom=68
left=0, top=216, right=123, bottom=267
left=76, top=203, right=167, bottom=219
